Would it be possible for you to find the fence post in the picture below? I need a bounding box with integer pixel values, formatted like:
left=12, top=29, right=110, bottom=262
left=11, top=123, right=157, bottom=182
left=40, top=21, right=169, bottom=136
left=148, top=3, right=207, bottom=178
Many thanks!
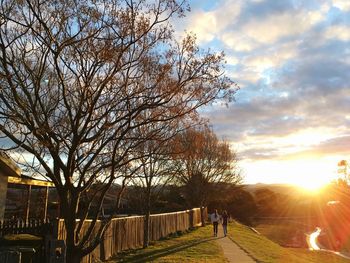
left=200, top=206, right=206, bottom=226
left=44, top=186, right=49, bottom=222
left=189, top=209, right=194, bottom=228
left=25, top=185, right=32, bottom=223
left=52, top=218, right=59, bottom=239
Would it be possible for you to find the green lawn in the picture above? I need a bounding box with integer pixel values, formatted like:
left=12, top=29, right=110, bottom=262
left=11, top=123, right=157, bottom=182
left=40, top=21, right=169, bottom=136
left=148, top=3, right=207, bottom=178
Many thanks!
left=108, top=226, right=228, bottom=262
left=228, top=221, right=350, bottom=263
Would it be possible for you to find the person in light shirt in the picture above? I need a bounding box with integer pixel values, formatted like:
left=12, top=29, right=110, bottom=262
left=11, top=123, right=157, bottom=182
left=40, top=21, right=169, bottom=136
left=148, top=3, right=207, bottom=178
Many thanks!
left=210, top=209, right=220, bottom=237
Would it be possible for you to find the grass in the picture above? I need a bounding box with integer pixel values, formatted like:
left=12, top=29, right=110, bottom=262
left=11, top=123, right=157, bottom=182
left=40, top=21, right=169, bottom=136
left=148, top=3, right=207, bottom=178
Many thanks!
left=108, top=226, right=228, bottom=262
left=341, top=237, right=350, bottom=253
left=255, top=220, right=309, bottom=247
left=2, top=234, right=42, bottom=241
left=228, top=221, right=350, bottom=263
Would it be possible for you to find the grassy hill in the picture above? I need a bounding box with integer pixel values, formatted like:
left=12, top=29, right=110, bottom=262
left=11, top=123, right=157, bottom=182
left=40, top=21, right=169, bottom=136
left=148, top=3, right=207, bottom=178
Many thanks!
left=229, top=221, right=350, bottom=263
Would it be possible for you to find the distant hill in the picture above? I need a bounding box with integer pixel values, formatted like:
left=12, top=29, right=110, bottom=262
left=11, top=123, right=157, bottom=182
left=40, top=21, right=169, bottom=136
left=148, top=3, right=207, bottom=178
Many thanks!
left=241, top=183, right=307, bottom=197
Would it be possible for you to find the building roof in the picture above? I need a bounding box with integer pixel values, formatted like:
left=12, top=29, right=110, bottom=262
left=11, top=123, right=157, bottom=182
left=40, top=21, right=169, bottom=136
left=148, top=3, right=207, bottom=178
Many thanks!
left=0, top=151, right=21, bottom=177
left=0, top=151, right=54, bottom=187
left=8, top=175, right=54, bottom=187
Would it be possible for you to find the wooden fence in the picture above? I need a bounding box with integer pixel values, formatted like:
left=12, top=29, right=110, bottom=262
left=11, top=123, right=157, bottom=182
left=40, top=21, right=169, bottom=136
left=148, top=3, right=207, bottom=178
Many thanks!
left=0, top=219, right=52, bottom=237
left=57, top=207, right=206, bottom=263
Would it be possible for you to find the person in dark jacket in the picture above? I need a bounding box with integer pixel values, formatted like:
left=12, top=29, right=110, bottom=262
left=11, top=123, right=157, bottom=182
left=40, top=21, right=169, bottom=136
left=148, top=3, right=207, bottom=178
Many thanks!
left=221, top=210, right=229, bottom=236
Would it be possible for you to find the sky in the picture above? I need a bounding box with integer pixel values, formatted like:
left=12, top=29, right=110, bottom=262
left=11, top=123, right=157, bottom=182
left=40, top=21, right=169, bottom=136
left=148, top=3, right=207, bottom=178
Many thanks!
left=174, top=0, right=350, bottom=187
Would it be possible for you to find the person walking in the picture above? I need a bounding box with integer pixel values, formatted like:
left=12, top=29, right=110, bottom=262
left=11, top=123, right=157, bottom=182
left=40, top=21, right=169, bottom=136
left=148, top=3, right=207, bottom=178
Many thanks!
left=210, top=209, right=220, bottom=237
left=221, top=210, right=229, bottom=237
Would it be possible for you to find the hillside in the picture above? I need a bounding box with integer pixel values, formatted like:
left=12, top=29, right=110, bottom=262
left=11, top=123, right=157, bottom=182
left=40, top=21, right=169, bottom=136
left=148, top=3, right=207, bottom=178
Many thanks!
left=229, top=221, right=350, bottom=263
left=242, top=183, right=314, bottom=198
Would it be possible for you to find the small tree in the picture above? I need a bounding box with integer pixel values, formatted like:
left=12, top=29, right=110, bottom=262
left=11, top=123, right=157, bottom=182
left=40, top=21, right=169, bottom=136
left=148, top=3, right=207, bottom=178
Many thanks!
left=132, top=120, right=182, bottom=248
left=173, top=126, right=241, bottom=225
left=0, top=1, right=236, bottom=261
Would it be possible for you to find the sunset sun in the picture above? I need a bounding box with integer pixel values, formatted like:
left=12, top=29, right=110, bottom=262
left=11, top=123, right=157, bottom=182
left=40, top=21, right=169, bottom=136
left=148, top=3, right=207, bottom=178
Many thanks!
left=287, top=159, right=334, bottom=193
left=297, top=178, right=327, bottom=192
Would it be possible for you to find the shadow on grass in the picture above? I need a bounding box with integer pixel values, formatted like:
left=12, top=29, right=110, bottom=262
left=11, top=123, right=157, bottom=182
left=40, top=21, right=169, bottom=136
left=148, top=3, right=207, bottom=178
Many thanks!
left=114, top=236, right=223, bottom=262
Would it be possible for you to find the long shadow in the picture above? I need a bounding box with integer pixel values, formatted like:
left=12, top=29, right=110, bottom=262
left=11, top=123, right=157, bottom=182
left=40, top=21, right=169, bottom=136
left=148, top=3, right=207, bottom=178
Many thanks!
left=115, top=236, right=223, bottom=262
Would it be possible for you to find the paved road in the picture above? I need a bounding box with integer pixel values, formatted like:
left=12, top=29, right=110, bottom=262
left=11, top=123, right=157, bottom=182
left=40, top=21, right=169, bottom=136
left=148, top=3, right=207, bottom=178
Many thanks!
left=215, top=226, right=255, bottom=263
left=307, top=227, right=350, bottom=260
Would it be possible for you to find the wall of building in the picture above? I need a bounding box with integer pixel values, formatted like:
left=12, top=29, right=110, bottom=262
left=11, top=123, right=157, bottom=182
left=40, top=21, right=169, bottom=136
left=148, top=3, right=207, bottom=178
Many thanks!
left=0, top=171, right=8, bottom=220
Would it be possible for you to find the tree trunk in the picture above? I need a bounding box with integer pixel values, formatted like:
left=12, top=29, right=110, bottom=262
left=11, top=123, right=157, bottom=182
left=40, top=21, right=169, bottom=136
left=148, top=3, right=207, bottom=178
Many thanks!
left=200, top=206, right=206, bottom=227
left=143, top=211, right=150, bottom=248
left=66, top=247, right=82, bottom=263
left=60, top=191, right=84, bottom=263
left=143, top=192, right=151, bottom=248
left=64, top=209, right=83, bottom=263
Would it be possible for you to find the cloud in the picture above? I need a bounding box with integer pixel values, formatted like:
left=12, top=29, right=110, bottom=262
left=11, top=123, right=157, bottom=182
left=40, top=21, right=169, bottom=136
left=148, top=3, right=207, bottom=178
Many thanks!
left=212, top=0, right=327, bottom=54
left=225, top=55, right=240, bottom=65
left=332, top=0, right=350, bottom=11
left=242, top=42, right=298, bottom=71
left=182, top=10, right=217, bottom=42
left=325, top=25, right=350, bottom=41
left=202, top=76, right=350, bottom=161
left=221, top=32, right=257, bottom=52
left=239, top=12, right=323, bottom=45
left=173, top=0, right=242, bottom=44
left=305, top=135, right=350, bottom=156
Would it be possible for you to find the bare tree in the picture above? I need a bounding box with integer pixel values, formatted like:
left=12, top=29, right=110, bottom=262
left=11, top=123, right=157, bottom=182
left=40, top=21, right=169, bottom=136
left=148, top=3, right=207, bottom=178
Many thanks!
left=133, top=137, right=174, bottom=247
left=131, top=117, right=192, bottom=248
left=0, top=0, right=236, bottom=261
left=173, top=126, right=241, bottom=225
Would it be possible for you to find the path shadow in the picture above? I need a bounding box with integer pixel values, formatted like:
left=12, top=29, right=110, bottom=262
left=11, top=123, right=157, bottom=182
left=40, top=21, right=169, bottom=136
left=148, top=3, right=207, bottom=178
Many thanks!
left=115, top=236, right=222, bottom=262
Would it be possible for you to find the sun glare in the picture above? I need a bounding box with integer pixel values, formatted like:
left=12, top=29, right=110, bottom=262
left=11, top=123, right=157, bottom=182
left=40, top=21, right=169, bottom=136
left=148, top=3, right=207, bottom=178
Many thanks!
left=297, top=179, right=326, bottom=193
left=288, top=159, right=334, bottom=193
left=243, top=158, right=337, bottom=191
